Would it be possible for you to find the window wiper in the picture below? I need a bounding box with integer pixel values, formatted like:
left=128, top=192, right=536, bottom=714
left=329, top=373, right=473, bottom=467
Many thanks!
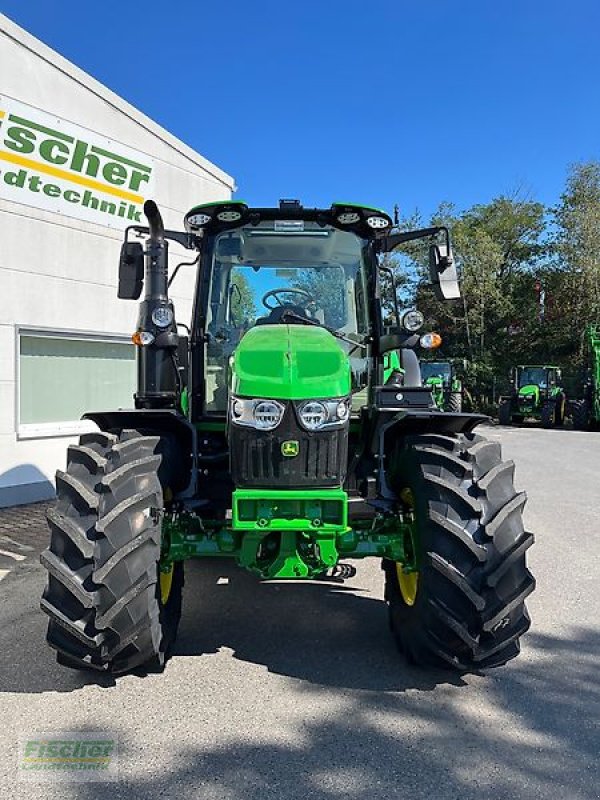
left=281, top=310, right=367, bottom=352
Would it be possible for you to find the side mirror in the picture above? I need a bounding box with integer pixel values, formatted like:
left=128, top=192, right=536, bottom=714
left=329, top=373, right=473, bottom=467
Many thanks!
left=217, top=236, right=242, bottom=258
left=428, top=243, right=460, bottom=300
left=118, top=242, right=144, bottom=299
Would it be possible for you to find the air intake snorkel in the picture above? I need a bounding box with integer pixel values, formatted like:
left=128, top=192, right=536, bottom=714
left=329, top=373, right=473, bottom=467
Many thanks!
left=134, top=201, right=179, bottom=408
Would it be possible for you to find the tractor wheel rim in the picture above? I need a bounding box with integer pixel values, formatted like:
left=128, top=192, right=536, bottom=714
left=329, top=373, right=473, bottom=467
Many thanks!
left=396, top=566, right=419, bottom=606
left=397, top=487, right=419, bottom=606
left=159, top=564, right=174, bottom=606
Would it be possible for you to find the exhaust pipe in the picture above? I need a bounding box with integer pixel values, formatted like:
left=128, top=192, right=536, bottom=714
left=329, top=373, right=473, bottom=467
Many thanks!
left=145, top=199, right=165, bottom=243
left=135, top=201, right=179, bottom=408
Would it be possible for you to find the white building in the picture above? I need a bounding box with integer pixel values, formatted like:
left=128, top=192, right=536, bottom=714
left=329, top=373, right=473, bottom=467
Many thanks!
left=0, top=14, right=235, bottom=506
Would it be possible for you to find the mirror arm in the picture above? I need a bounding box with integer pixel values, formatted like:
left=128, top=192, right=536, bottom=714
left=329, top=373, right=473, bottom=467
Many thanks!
left=379, top=225, right=451, bottom=254
left=124, top=225, right=201, bottom=251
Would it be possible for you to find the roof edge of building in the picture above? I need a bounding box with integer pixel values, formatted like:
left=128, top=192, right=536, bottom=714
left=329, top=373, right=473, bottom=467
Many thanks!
left=0, top=13, right=236, bottom=192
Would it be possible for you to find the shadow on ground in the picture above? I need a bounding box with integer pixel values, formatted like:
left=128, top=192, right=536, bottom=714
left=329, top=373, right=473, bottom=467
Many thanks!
left=174, top=560, right=466, bottom=691
left=0, top=559, right=460, bottom=694
left=61, top=624, right=599, bottom=800
left=3, top=562, right=599, bottom=798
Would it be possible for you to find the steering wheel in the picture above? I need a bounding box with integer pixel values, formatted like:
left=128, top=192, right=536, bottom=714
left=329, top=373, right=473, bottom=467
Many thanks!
left=261, top=287, right=314, bottom=310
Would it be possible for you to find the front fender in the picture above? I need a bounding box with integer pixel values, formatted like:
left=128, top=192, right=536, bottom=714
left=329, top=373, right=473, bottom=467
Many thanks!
left=82, top=409, right=197, bottom=496
left=381, top=408, right=487, bottom=441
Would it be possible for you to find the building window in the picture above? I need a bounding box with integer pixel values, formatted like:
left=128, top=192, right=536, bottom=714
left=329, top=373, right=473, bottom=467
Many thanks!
left=18, top=330, right=136, bottom=438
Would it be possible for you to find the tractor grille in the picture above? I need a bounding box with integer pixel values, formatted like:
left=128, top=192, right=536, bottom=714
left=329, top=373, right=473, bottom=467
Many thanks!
left=229, top=406, right=348, bottom=488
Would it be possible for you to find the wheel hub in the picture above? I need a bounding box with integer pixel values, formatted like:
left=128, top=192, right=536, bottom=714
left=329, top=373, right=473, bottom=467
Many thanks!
left=397, top=487, right=419, bottom=606
left=159, top=564, right=174, bottom=605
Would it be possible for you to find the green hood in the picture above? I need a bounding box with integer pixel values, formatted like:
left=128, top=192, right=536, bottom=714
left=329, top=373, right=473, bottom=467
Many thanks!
left=231, top=325, right=351, bottom=400
left=518, top=384, right=540, bottom=403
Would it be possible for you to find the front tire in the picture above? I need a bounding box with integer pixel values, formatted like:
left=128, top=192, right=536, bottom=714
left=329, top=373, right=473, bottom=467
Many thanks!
left=554, top=394, right=566, bottom=426
left=383, top=432, right=535, bottom=670
left=572, top=399, right=590, bottom=431
left=40, top=429, right=183, bottom=674
left=446, top=392, right=463, bottom=413
left=541, top=401, right=556, bottom=428
left=497, top=401, right=512, bottom=426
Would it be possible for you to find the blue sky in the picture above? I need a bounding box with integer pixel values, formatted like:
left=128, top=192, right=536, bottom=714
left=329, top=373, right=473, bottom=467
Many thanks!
left=3, top=1, right=599, bottom=220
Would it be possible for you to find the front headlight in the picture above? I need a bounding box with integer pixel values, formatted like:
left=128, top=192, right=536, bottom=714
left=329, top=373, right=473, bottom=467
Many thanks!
left=402, top=309, right=425, bottom=333
left=230, top=396, right=285, bottom=431
left=254, top=401, right=284, bottom=430
left=297, top=397, right=351, bottom=431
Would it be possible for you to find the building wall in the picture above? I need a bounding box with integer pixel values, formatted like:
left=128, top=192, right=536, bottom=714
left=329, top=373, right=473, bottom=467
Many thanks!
left=0, top=15, right=235, bottom=506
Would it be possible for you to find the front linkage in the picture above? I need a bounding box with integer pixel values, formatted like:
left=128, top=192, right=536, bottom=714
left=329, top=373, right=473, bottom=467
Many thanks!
left=160, top=491, right=410, bottom=580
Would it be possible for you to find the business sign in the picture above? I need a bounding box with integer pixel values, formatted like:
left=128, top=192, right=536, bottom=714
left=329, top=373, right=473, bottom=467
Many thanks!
left=0, top=96, right=154, bottom=229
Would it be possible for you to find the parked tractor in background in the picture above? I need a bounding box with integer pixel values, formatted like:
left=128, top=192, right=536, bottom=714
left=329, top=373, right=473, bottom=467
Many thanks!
left=571, top=325, right=600, bottom=430
left=420, top=360, right=463, bottom=412
left=40, top=199, right=535, bottom=676
left=498, top=365, right=566, bottom=428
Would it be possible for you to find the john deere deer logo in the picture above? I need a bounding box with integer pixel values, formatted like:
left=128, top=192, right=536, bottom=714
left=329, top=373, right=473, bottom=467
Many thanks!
left=281, top=440, right=299, bottom=457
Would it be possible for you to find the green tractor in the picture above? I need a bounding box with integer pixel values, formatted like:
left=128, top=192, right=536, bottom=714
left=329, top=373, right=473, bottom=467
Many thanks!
left=40, top=200, right=534, bottom=675
left=420, top=360, right=463, bottom=412
left=571, top=325, right=600, bottom=430
left=498, top=365, right=566, bottom=428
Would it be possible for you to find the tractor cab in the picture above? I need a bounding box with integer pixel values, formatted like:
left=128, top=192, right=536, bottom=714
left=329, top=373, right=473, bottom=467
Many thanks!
left=516, top=365, right=560, bottom=393
left=198, top=213, right=371, bottom=414
left=515, top=365, right=562, bottom=409
left=421, top=361, right=453, bottom=386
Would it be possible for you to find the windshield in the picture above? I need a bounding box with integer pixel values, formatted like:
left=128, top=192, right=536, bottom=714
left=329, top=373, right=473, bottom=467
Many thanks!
left=519, top=368, right=548, bottom=388
left=421, top=362, right=452, bottom=383
left=203, top=221, right=371, bottom=412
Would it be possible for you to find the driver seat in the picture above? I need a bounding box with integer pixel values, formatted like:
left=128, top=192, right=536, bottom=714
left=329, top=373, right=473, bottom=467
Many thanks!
left=254, top=304, right=313, bottom=325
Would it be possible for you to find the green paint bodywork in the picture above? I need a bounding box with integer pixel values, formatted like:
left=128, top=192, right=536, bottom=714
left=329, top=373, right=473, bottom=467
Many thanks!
left=383, top=350, right=402, bottom=383
left=196, top=420, right=226, bottom=432
left=161, top=489, right=410, bottom=580
left=231, top=324, right=351, bottom=400
left=517, top=384, right=541, bottom=410
left=187, top=199, right=248, bottom=213
left=332, top=201, right=389, bottom=215
left=180, top=386, right=189, bottom=417
left=233, top=488, right=347, bottom=531
left=426, top=376, right=445, bottom=409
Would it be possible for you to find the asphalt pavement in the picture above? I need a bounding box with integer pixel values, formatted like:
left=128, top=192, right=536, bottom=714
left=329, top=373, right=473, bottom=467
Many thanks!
left=0, top=424, right=598, bottom=799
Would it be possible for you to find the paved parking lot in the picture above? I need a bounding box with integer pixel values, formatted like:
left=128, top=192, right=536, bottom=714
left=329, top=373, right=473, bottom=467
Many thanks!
left=0, top=425, right=598, bottom=799
left=0, top=501, right=50, bottom=584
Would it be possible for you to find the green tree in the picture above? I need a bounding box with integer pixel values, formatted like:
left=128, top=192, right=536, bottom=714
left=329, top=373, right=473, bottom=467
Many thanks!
left=413, top=196, right=545, bottom=361
left=230, top=272, right=257, bottom=325
left=552, top=160, right=600, bottom=362
left=388, top=195, right=547, bottom=403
